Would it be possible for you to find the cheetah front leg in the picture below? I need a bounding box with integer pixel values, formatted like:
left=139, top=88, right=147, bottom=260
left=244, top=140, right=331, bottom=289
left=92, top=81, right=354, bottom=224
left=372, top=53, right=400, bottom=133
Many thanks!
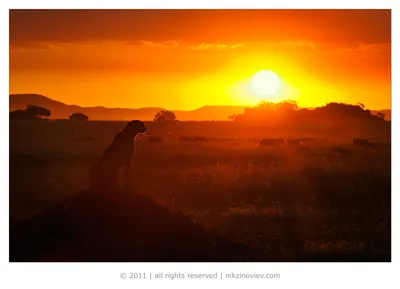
left=123, top=161, right=131, bottom=191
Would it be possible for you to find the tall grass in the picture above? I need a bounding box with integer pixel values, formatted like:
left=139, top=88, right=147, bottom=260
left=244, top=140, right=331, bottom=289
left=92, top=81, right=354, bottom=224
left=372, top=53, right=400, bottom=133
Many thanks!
left=9, top=121, right=391, bottom=261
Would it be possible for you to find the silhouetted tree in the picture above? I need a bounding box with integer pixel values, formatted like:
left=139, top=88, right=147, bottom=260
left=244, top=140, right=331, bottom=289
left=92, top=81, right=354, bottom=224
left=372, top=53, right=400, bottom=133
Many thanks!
left=9, top=110, right=34, bottom=120
left=228, top=113, right=238, bottom=121
left=356, top=102, right=365, bottom=109
left=255, top=100, right=275, bottom=111
left=316, top=102, right=371, bottom=118
left=69, top=112, right=89, bottom=121
left=154, top=110, right=177, bottom=123
left=228, top=99, right=384, bottom=127
left=275, top=100, right=298, bottom=113
left=25, top=104, right=51, bottom=119
left=376, top=112, right=386, bottom=120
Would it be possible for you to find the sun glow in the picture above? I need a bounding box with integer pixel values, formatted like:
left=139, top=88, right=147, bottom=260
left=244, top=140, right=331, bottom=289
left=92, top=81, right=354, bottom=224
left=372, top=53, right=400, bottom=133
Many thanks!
left=251, top=70, right=282, bottom=97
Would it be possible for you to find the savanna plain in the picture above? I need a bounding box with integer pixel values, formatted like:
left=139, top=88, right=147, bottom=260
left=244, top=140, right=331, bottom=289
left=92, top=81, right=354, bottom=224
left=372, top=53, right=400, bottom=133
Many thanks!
left=9, top=120, right=391, bottom=261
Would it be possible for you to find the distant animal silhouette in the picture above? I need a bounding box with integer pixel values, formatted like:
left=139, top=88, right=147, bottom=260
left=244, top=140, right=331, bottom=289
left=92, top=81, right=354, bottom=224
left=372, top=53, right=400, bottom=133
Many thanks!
left=89, top=120, right=147, bottom=191
left=178, top=136, right=193, bottom=142
left=284, top=138, right=304, bottom=145
left=193, top=136, right=208, bottom=143
left=352, top=138, right=373, bottom=147
left=259, top=138, right=284, bottom=147
left=148, top=136, right=163, bottom=143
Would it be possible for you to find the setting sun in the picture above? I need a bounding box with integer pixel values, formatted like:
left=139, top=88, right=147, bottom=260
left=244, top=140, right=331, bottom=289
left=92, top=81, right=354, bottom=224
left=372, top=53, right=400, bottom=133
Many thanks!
left=251, top=70, right=281, bottom=97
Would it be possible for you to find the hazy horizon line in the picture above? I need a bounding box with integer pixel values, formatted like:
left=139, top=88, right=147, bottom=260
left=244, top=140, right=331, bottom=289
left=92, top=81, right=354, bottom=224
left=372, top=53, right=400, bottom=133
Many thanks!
left=9, top=93, right=391, bottom=111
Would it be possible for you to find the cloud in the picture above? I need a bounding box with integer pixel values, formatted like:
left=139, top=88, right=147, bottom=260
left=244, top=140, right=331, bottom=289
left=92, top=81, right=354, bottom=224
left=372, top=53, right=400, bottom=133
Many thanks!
left=10, top=9, right=390, bottom=50
left=139, top=40, right=179, bottom=48
left=9, top=41, right=55, bottom=52
left=337, top=43, right=387, bottom=55
left=282, top=41, right=316, bottom=49
left=188, top=43, right=244, bottom=50
left=307, top=42, right=390, bottom=58
left=257, top=40, right=389, bottom=57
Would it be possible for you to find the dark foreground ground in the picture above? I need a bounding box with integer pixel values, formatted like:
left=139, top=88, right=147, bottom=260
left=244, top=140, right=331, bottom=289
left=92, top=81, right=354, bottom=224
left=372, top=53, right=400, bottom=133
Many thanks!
left=10, top=189, right=253, bottom=262
left=9, top=121, right=391, bottom=261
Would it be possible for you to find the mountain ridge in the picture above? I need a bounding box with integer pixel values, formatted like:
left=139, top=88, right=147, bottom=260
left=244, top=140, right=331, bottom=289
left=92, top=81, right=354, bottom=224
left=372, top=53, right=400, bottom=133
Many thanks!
left=9, top=94, right=391, bottom=121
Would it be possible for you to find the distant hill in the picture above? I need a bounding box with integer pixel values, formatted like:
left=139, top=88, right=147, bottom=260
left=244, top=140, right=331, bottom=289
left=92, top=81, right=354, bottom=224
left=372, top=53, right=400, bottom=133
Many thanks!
left=9, top=94, right=248, bottom=121
left=9, top=94, right=390, bottom=121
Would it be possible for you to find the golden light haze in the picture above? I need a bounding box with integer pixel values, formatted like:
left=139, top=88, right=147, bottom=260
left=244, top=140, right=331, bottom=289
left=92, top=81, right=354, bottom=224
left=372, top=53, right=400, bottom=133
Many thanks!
left=9, top=10, right=391, bottom=110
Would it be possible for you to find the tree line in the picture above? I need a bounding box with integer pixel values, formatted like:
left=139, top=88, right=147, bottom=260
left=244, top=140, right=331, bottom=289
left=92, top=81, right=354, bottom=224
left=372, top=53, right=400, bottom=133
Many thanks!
left=10, top=105, right=89, bottom=121
left=228, top=100, right=387, bottom=126
left=9, top=101, right=387, bottom=125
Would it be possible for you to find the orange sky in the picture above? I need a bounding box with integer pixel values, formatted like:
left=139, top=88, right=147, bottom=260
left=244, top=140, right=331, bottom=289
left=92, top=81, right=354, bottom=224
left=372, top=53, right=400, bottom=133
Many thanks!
left=9, top=9, right=391, bottom=110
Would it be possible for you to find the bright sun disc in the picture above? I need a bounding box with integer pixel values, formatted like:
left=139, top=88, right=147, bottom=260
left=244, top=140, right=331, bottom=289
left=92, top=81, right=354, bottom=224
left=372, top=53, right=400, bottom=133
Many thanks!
left=251, top=70, right=281, bottom=97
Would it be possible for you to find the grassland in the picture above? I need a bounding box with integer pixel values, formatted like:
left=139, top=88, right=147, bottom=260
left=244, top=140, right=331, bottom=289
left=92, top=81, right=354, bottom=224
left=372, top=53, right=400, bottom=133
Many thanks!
left=9, top=120, right=391, bottom=261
